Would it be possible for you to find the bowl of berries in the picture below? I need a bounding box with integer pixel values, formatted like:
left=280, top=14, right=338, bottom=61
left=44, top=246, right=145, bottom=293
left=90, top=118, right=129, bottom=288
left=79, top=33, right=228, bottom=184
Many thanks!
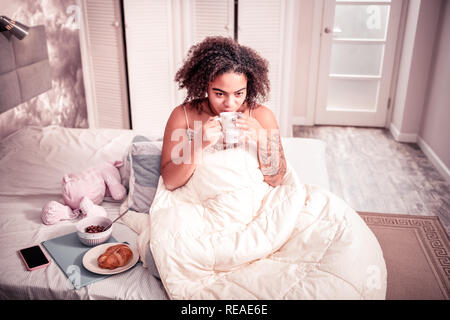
left=76, top=216, right=113, bottom=246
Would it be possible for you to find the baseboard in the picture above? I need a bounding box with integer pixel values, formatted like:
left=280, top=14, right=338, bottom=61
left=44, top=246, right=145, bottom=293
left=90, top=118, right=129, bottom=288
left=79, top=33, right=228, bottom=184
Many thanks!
left=390, top=123, right=449, bottom=183
left=389, top=123, right=418, bottom=143
left=417, top=137, right=450, bottom=184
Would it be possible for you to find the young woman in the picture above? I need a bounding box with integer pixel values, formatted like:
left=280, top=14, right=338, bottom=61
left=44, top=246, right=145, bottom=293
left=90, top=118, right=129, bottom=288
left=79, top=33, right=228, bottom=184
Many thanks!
left=160, top=36, right=286, bottom=191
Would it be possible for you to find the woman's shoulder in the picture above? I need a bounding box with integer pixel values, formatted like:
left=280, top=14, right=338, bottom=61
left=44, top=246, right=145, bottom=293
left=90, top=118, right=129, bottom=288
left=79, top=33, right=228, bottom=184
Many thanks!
left=165, top=104, right=191, bottom=129
left=178, top=101, right=207, bottom=115
left=250, top=104, right=279, bottom=128
left=168, top=104, right=185, bottom=120
left=251, top=104, right=276, bottom=119
left=167, top=102, right=205, bottom=125
left=170, top=102, right=197, bottom=116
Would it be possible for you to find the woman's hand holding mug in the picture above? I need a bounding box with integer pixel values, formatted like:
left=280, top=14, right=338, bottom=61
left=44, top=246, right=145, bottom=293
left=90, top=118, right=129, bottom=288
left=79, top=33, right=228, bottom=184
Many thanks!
left=201, top=111, right=263, bottom=147
left=235, top=113, right=263, bottom=143
left=201, top=116, right=222, bottom=148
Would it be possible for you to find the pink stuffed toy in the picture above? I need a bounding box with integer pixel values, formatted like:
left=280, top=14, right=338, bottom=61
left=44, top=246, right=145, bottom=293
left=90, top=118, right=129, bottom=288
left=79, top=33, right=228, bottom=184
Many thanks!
left=41, top=161, right=126, bottom=225
left=62, top=161, right=126, bottom=209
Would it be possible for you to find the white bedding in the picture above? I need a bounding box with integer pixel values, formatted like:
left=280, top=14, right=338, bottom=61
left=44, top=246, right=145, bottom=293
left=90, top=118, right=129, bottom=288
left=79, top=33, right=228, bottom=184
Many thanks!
left=0, top=126, right=167, bottom=299
left=0, top=195, right=167, bottom=299
left=124, top=141, right=387, bottom=299
left=0, top=125, right=332, bottom=300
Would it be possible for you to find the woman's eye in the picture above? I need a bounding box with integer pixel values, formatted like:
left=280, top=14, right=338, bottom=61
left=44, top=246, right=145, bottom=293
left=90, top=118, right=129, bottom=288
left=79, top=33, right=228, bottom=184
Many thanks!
left=216, top=92, right=223, bottom=97
left=235, top=92, right=244, bottom=97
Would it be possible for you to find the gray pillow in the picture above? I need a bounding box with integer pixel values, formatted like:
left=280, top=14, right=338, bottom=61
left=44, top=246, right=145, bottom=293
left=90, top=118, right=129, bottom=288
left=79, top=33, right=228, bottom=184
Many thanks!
left=122, top=135, right=162, bottom=213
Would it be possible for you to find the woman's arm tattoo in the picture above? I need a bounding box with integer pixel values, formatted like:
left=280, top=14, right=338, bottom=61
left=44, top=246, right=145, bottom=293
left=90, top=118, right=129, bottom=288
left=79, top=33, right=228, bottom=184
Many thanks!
left=258, top=129, right=287, bottom=186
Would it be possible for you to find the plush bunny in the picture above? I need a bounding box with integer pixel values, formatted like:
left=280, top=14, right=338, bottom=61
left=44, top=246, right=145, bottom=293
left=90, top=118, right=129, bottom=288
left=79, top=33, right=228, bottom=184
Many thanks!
left=41, top=161, right=126, bottom=225
left=62, top=161, right=126, bottom=209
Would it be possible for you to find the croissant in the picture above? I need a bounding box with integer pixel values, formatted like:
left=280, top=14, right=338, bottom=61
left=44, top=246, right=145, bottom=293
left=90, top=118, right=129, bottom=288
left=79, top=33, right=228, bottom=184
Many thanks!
left=97, top=244, right=133, bottom=270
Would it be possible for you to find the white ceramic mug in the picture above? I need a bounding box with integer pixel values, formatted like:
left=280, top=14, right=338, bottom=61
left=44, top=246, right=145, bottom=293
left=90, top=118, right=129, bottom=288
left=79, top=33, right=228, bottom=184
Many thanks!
left=219, top=112, right=242, bottom=144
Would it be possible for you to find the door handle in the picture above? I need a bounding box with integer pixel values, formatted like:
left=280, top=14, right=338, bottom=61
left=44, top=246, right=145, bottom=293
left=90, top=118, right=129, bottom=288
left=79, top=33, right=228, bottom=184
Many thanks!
left=324, top=27, right=342, bottom=34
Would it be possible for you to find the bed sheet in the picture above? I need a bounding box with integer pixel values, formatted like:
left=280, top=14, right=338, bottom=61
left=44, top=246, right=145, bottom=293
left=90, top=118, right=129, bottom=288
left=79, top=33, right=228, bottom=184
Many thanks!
left=0, top=125, right=330, bottom=299
left=0, top=195, right=168, bottom=299
left=0, top=126, right=167, bottom=299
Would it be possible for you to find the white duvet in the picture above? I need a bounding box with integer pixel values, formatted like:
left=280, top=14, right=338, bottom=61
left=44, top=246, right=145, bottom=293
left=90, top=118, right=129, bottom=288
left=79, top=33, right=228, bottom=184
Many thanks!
left=123, top=144, right=387, bottom=300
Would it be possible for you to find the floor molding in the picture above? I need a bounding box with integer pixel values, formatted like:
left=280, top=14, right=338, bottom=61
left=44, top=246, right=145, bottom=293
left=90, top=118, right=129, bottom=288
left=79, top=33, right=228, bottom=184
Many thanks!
left=389, top=123, right=418, bottom=143
left=417, top=137, right=450, bottom=185
left=389, top=123, right=449, bottom=184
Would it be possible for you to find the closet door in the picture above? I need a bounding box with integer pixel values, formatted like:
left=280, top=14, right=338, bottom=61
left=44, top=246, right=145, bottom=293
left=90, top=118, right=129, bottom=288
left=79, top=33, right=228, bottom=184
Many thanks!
left=123, top=0, right=174, bottom=134
left=123, top=0, right=233, bottom=133
left=238, top=0, right=297, bottom=136
left=238, top=0, right=283, bottom=127
left=193, top=0, right=234, bottom=43
left=174, top=0, right=234, bottom=104
left=80, top=0, right=130, bottom=129
left=122, top=0, right=296, bottom=136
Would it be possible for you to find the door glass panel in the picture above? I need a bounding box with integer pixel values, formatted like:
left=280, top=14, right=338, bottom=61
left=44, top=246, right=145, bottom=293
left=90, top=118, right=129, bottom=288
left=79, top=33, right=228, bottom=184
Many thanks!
left=333, top=5, right=390, bottom=40
left=316, top=0, right=401, bottom=125
left=327, top=78, right=379, bottom=111
left=329, top=43, right=384, bottom=76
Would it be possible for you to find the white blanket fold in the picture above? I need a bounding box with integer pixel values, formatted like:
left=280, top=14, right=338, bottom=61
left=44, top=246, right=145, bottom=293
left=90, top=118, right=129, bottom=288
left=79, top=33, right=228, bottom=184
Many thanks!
left=122, top=146, right=387, bottom=300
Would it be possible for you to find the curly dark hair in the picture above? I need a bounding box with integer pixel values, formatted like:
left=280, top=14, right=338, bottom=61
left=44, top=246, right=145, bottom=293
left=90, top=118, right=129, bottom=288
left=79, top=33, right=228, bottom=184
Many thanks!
left=175, top=36, right=270, bottom=112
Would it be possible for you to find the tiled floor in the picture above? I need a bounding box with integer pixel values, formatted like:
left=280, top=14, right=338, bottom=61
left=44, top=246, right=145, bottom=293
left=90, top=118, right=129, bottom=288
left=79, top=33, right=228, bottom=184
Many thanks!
left=293, top=125, right=450, bottom=236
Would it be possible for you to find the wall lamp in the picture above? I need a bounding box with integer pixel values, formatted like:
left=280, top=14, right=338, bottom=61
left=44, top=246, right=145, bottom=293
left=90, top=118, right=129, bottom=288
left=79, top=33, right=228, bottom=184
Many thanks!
left=0, top=16, right=29, bottom=40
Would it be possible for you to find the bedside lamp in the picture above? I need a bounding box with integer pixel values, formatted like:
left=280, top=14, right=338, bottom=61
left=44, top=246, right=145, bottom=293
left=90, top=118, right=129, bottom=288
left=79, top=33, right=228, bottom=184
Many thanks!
left=0, top=16, right=29, bottom=40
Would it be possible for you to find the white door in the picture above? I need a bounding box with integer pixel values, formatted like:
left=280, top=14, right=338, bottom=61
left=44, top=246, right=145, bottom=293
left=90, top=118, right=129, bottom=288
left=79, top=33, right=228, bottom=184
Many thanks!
left=123, top=0, right=174, bottom=134
left=315, top=0, right=403, bottom=126
left=122, top=0, right=295, bottom=136
left=239, top=0, right=299, bottom=137
left=123, top=0, right=233, bottom=133
left=80, top=0, right=130, bottom=129
left=193, top=0, right=234, bottom=43
left=238, top=0, right=283, bottom=135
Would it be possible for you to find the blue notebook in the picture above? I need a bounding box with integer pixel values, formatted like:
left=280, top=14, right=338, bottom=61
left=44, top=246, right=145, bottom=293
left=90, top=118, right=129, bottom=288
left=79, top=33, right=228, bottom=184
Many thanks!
left=42, top=232, right=120, bottom=290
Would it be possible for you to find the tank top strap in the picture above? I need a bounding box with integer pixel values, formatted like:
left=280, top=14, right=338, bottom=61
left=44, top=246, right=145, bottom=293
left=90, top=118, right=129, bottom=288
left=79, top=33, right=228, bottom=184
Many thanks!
left=183, top=105, right=194, bottom=141
left=183, top=105, right=190, bottom=130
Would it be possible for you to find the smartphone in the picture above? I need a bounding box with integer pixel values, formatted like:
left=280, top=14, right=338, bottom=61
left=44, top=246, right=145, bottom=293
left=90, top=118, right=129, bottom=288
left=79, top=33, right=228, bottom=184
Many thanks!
left=18, top=245, right=51, bottom=271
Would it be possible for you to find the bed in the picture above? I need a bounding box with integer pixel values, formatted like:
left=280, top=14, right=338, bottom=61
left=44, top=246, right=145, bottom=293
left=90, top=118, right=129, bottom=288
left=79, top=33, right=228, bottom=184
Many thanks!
left=0, top=125, right=333, bottom=299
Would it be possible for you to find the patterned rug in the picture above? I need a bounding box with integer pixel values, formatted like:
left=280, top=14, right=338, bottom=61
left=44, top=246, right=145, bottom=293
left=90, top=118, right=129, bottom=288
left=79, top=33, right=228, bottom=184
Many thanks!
left=359, top=212, right=450, bottom=300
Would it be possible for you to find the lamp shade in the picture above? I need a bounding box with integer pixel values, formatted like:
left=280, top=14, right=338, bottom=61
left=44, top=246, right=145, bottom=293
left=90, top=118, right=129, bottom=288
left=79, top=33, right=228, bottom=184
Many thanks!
left=0, top=16, right=29, bottom=40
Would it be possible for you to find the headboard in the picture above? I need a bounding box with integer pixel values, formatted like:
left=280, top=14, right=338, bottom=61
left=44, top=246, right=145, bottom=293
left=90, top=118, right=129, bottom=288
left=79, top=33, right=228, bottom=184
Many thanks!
left=0, top=25, right=52, bottom=113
